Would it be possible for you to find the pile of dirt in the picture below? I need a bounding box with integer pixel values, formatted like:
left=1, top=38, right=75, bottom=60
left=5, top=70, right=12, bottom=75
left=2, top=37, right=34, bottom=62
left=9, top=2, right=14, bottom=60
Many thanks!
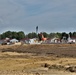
left=43, top=63, right=76, bottom=73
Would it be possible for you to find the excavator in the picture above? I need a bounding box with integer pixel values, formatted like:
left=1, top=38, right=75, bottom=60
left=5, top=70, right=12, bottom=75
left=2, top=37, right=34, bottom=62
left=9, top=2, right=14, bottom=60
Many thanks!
left=38, top=33, right=47, bottom=41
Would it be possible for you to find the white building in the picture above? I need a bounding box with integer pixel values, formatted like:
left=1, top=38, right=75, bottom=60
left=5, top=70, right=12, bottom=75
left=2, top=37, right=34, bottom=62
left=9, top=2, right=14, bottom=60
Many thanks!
left=50, top=37, right=60, bottom=43
left=67, top=36, right=76, bottom=44
left=10, top=39, right=18, bottom=44
left=25, top=38, right=41, bottom=44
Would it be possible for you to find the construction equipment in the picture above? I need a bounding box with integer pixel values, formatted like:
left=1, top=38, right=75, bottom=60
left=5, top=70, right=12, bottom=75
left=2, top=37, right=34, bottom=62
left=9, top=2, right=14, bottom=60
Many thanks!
left=38, top=33, right=47, bottom=41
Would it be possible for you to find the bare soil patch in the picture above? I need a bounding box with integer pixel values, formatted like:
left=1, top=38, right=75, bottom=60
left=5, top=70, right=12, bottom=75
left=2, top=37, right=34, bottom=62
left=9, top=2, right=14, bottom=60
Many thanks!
left=0, top=44, right=76, bottom=75
left=1, top=44, right=76, bottom=57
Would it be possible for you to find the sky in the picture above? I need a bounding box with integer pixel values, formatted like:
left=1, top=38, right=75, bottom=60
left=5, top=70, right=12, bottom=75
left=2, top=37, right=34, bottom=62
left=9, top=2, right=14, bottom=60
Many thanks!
left=0, top=0, right=76, bottom=34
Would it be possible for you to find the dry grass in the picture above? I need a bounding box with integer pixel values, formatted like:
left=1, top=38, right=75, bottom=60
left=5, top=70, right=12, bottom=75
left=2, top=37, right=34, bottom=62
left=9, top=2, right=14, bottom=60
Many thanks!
left=0, top=44, right=76, bottom=75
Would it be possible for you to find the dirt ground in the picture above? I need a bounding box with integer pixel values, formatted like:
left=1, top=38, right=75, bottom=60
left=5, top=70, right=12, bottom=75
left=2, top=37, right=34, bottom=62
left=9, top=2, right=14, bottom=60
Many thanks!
left=0, top=44, right=76, bottom=75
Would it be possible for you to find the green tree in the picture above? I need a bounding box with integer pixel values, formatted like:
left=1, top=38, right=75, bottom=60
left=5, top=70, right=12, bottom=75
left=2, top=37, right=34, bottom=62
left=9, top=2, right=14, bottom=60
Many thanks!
left=56, top=32, right=62, bottom=38
left=48, top=33, right=56, bottom=38
left=12, top=32, right=18, bottom=39
left=32, top=32, right=38, bottom=38
left=4, top=31, right=12, bottom=38
left=42, top=32, right=48, bottom=38
left=73, top=32, right=76, bottom=37
left=1, top=33, right=6, bottom=39
left=61, top=32, right=68, bottom=40
left=17, top=31, right=25, bottom=40
left=69, top=32, right=73, bottom=37
left=0, top=31, right=25, bottom=40
left=27, top=32, right=37, bottom=38
left=27, top=33, right=32, bottom=38
left=0, top=34, right=1, bottom=39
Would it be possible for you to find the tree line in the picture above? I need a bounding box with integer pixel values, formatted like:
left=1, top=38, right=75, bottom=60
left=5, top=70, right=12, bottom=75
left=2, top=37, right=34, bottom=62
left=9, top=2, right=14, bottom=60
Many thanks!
left=0, top=31, right=76, bottom=40
left=0, top=31, right=25, bottom=40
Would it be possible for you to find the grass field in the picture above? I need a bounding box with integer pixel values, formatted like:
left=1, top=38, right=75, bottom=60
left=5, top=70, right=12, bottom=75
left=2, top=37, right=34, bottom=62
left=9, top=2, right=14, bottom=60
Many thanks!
left=0, top=44, right=76, bottom=75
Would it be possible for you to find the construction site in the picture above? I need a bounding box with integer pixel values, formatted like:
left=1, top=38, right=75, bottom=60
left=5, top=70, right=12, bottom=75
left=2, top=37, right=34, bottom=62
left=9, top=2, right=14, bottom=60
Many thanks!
left=0, top=44, right=76, bottom=75
left=0, top=0, right=76, bottom=74
left=0, top=27, right=76, bottom=75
